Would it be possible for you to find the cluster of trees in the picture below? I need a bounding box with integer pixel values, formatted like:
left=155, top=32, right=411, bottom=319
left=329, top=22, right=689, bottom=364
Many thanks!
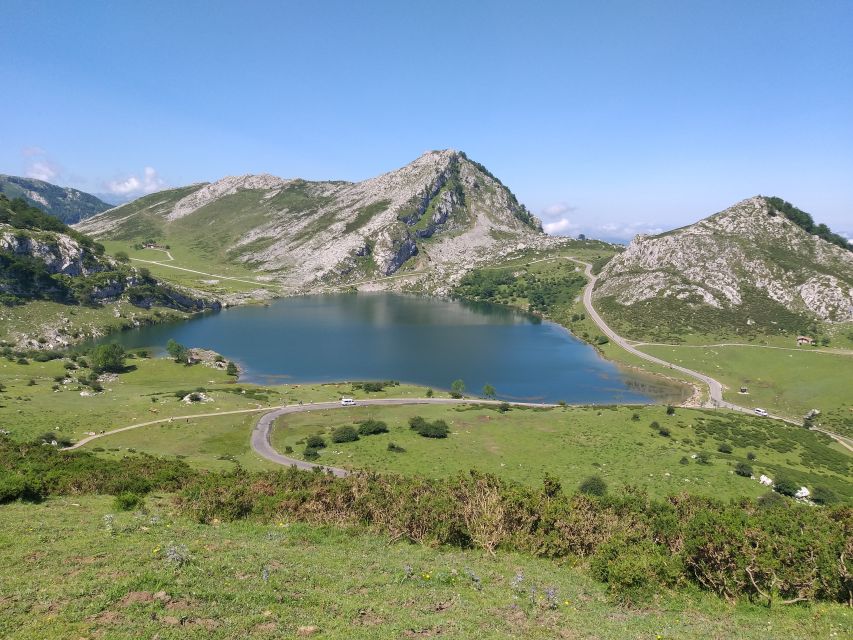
left=766, top=196, right=851, bottom=251
left=454, top=266, right=586, bottom=316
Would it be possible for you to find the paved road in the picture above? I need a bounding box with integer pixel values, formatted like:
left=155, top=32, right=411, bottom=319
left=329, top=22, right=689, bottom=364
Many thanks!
left=568, top=258, right=853, bottom=453
left=568, top=258, right=731, bottom=407
left=251, top=398, right=558, bottom=474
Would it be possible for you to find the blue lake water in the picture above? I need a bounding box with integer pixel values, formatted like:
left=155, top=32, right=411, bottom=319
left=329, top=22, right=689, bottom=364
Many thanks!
left=102, top=293, right=682, bottom=404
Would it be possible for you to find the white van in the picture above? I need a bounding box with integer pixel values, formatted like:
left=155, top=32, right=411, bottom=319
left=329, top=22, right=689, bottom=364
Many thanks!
left=340, top=398, right=356, bottom=406
left=754, top=408, right=768, bottom=417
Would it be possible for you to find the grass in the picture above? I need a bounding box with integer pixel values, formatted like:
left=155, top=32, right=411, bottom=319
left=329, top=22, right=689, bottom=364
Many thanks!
left=0, top=495, right=848, bottom=639
left=638, top=344, right=853, bottom=437
left=270, top=404, right=851, bottom=501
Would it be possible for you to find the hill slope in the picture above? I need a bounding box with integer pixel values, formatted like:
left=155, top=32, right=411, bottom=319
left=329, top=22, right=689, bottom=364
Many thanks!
left=593, top=196, right=853, bottom=341
left=0, top=194, right=219, bottom=348
left=76, top=150, right=559, bottom=294
left=0, top=174, right=111, bottom=224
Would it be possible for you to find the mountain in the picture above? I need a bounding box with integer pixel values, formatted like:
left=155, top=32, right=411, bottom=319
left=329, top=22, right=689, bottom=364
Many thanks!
left=0, top=175, right=112, bottom=224
left=593, top=196, right=853, bottom=341
left=76, top=150, right=558, bottom=294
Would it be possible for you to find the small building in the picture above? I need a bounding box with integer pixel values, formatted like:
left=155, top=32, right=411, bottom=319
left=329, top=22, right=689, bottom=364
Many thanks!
left=796, top=335, right=814, bottom=345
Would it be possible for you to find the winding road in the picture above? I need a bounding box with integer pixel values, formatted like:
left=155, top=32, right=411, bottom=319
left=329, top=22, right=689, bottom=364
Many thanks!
left=569, top=258, right=853, bottom=452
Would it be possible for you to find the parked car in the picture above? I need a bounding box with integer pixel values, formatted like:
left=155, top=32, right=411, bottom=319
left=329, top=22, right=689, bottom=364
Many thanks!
left=340, top=397, right=356, bottom=406
left=754, top=408, right=768, bottom=417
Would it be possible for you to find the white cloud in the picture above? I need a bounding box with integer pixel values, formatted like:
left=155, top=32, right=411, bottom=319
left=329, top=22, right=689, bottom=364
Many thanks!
left=21, top=147, right=62, bottom=182
left=25, top=161, right=59, bottom=182
left=105, top=166, right=166, bottom=196
left=544, top=218, right=578, bottom=235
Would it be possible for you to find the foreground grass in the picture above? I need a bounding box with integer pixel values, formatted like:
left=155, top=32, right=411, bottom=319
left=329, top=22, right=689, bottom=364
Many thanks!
left=638, top=344, right=853, bottom=437
left=272, top=404, right=851, bottom=501
left=0, top=495, right=847, bottom=639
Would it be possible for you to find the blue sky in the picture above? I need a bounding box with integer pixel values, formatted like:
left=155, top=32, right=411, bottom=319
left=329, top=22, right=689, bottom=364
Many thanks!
left=1, top=0, right=851, bottom=241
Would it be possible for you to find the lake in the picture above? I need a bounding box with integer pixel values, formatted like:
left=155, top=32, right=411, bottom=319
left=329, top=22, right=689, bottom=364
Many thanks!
left=101, top=293, right=685, bottom=404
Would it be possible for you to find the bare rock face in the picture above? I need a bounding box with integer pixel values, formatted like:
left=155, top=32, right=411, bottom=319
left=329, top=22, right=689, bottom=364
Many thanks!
left=595, top=196, right=853, bottom=328
left=0, top=228, right=105, bottom=276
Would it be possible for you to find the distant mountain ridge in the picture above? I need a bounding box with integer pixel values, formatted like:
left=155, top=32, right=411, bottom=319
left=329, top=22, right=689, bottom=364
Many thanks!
left=0, top=175, right=112, bottom=224
left=76, top=150, right=560, bottom=294
left=593, top=196, right=853, bottom=341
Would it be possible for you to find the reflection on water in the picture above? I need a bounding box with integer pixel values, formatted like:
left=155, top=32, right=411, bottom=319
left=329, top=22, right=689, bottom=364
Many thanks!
left=98, top=293, right=684, bottom=404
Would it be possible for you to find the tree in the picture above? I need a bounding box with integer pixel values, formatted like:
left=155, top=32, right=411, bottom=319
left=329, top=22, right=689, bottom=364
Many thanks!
left=166, top=339, right=188, bottom=363
left=331, top=426, right=359, bottom=443
left=666, top=405, right=676, bottom=415
left=226, top=361, right=238, bottom=376
left=482, top=384, right=496, bottom=399
left=450, top=379, right=465, bottom=399
left=89, top=343, right=126, bottom=373
left=425, top=388, right=433, bottom=398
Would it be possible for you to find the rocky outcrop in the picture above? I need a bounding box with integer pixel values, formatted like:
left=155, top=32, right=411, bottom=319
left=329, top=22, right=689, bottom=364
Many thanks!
left=373, top=227, right=418, bottom=276
left=0, top=228, right=107, bottom=276
left=595, top=196, right=853, bottom=326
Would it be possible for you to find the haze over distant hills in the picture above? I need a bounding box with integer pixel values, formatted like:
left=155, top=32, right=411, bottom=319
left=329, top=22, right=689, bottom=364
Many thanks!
left=0, top=174, right=111, bottom=224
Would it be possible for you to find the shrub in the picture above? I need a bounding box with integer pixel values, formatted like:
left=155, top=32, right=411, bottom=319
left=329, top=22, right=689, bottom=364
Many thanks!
left=408, top=416, right=428, bottom=431
left=331, top=426, right=359, bottom=443
left=305, top=435, right=326, bottom=449
left=746, top=452, right=756, bottom=461
left=417, top=420, right=450, bottom=439
left=773, top=475, right=799, bottom=497
left=113, top=491, right=144, bottom=511
left=578, top=475, right=607, bottom=496
left=760, top=492, right=788, bottom=510
left=695, top=452, right=711, bottom=465
left=357, top=419, right=389, bottom=436
left=387, top=442, right=406, bottom=453
left=425, top=388, right=433, bottom=398
left=810, top=486, right=838, bottom=505
left=679, top=456, right=690, bottom=465
left=631, top=412, right=640, bottom=421
left=498, top=402, right=511, bottom=413
left=734, top=462, right=752, bottom=477
left=649, top=421, right=660, bottom=430
left=590, top=538, right=681, bottom=604
left=718, top=443, right=733, bottom=454
left=658, top=427, right=670, bottom=437
left=284, top=446, right=293, bottom=454
left=303, top=447, right=320, bottom=460
left=666, top=405, right=676, bottom=415
left=450, top=379, right=465, bottom=398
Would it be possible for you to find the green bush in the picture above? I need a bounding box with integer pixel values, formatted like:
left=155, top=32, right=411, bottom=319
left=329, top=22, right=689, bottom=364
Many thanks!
left=303, top=447, right=320, bottom=460
left=666, top=405, right=676, bottom=415
left=417, top=420, right=450, bottom=439
left=578, top=475, right=607, bottom=496
left=718, top=443, right=733, bottom=454
left=773, top=475, right=799, bottom=497
left=387, top=442, right=406, bottom=453
left=331, top=426, right=359, bottom=443
left=113, top=491, right=144, bottom=511
left=695, top=452, right=711, bottom=465
left=357, top=419, right=389, bottom=436
left=590, top=538, right=681, bottom=604
left=658, top=427, right=670, bottom=437
left=757, top=491, right=787, bottom=509
left=811, top=486, right=838, bottom=505
left=734, top=462, right=752, bottom=477
left=305, top=435, right=326, bottom=449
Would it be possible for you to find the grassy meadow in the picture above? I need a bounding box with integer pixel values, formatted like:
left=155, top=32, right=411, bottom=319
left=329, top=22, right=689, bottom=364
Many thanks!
left=271, top=403, right=851, bottom=502
left=638, top=344, right=853, bottom=437
left=1, top=495, right=849, bottom=640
